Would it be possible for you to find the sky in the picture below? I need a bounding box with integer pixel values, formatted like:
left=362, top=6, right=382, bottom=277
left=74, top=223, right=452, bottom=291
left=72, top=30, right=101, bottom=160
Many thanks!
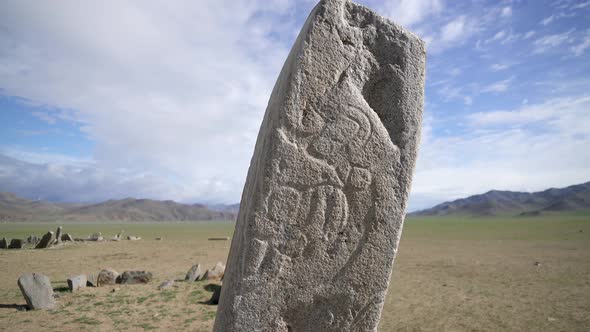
left=0, top=0, right=589, bottom=211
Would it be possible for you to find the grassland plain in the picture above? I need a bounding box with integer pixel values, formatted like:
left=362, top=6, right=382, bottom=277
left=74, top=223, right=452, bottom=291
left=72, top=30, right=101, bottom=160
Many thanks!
left=0, top=215, right=589, bottom=331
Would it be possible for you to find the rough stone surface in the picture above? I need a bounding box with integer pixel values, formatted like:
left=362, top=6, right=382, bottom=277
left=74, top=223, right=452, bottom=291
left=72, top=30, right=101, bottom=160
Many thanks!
left=89, top=232, right=103, bottom=241
left=35, top=231, right=54, bottom=249
left=185, top=264, right=203, bottom=282
left=8, top=239, right=25, bottom=249
left=97, top=268, right=119, bottom=286
left=117, top=271, right=152, bottom=284
left=214, top=1, right=425, bottom=331
left=0, top=237, right=8, bottom=249
left=17, top=273, right=56, bottom=310
left=67, top=274, right=87, bottom=292
left=55, top=226, right=63, bottom=244
left=27, top=235, right=39, bottom=244
left=203, top=262, right=225, bottom=281
left=158, top=279, right=175, bottom=290
left=61, top=233, right=74, bottom=242
left=86, top=274, right=98, bottom=287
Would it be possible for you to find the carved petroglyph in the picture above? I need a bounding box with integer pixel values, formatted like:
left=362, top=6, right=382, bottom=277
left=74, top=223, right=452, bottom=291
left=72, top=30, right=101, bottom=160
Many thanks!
left=215, top=0, right=425, bottom=331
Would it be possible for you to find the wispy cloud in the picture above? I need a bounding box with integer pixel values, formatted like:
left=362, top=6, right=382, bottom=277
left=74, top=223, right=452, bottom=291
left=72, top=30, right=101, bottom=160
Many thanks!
left=382, top=0, right=443, bottom=28
left=533, top=29, right=574, bottom=54
left=481, top=76, right=514, bottom=93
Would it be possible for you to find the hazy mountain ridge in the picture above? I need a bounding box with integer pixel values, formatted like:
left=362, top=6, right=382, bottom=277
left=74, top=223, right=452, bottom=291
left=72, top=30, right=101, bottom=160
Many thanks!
left=410, top=181, right=590, bottom=217
left=0, top=193, right=236, bottom=222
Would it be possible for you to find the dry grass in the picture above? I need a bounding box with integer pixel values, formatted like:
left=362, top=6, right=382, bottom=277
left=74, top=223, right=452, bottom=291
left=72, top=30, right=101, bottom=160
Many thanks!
left=0, top=216, right=588, bottom=331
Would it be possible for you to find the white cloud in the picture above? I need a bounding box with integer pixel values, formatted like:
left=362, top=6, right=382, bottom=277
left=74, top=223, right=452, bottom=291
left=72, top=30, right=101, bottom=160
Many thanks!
left=0, top=0, right=303, bottom=203
left=541, top=15, right=555, bottom=25
left=382, top=0, right=443, bottom=28
left=481, top=76, right=514, bottom=93
left=490, top=63, right=510, bottom=71
left=441, top=15, right=467, bottom=42
left=533, top=30, right=574, bottom=54
left=571, top=34, right=590, bottom=56
left=501, top=6, right=512, bottom=17
left=523, top=30, right=536, bottom=39
left=571, top=1, right=590, bottom=9
left=410, top=95, right=590, bottom=210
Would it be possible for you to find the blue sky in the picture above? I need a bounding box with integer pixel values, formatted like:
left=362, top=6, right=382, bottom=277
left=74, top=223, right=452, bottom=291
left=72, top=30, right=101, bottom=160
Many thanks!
left=0, top=0, right=589, bottom=210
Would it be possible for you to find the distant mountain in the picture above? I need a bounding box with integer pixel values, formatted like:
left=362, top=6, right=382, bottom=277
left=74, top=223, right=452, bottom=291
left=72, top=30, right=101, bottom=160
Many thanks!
left=208, top=203, right=240, bottom=216
left=410, top=181, right=590, bottom=217
left=0, top=193, right=236, bottom=222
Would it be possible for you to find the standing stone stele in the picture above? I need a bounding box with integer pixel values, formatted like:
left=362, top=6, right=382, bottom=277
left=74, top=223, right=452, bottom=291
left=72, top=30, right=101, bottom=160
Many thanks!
left=35, top=231, right=54, bottom=249
left=17, top=273, right=56, bottom=310
left=185, top=264, right=203, bottom=282
left=0, top=237, right=8, bottom=249
left=55, top=226, right=63, bottom=244
left=214, top=1, right=425, bottom=331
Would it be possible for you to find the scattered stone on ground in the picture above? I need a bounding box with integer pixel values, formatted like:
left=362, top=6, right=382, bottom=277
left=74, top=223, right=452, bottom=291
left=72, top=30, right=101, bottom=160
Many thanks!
left=117, top=271, right=153, bottom=284
left=127, top=235, right=141, bottom=241
left=8, top=238, right=25, bottom=249
left=89, top=232, right=103, bottom=241
left=155, top=237, right=163, bottom=240
left=203, top=262, right=225, bottom=281
left=97, top=268, right=119, bottom=286
left=17, top=273, right=56, bottom=310
left=158, top=279, right=175, bottom=290
left=213, top=0, right=424, bottom=330
left=35, top=231, right=54, bottom=249
left=67, top=274, right=87, bottom=292
left=185, top=264, right=203, bottom=282
left=208, top=237, right=230, bottom=241
left=0, top=237, right=7, bottom=249
left=55, top=226, right=63, bottom=244
left=26, top=235, right=38, bottom=244
left=209, top=284, right=222, bottom=305
left=534, top=261, right=542, bottom=267
left=61, top=233, right=74, bottom=242
left=86, top=274, right=98, bottom=287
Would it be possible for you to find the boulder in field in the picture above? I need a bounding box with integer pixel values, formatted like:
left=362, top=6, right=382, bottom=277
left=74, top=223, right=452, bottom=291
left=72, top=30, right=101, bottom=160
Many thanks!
left=67, top=275, right=87, bottom=292
left=97, top=268, right=119, bottom=286
left=0, top=237, right=7, bottom=249
left=185, top=264, right=203, bottom=282
left=117, top=271, right=152, bottom=284
left=26, top=235, right=38, bottom=244
left=127, top=235, right=141, bottom=241
left=89, top=233, right=103, bottom=241
left=61, top=233, right=74, bottom=242
left=35, top=231, right=54, bottom=249
left=158, top=279, right=175, bottom=290
left=17, top=273, right=56, bottom=310
left=203, top=262, right=225, bottom=281
left=8, top=239, right=25, bottom=249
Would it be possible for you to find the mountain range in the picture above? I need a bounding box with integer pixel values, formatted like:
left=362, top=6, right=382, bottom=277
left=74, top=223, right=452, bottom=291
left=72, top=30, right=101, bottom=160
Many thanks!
left=410, top=181, right=590, bottom=217
left=0, top=192, right=236, bottom=222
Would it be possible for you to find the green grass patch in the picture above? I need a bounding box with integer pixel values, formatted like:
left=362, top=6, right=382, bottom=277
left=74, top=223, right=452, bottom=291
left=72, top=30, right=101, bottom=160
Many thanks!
left=73, top=316, right=102, bottom=325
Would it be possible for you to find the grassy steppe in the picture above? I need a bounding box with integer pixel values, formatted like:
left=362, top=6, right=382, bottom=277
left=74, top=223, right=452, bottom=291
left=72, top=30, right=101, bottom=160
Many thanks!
left=0, top=215, right=588, bottom=331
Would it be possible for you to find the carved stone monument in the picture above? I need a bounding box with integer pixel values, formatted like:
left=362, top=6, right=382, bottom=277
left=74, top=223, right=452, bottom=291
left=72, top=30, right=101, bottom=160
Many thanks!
left=214, top=0, right=425, bottom=331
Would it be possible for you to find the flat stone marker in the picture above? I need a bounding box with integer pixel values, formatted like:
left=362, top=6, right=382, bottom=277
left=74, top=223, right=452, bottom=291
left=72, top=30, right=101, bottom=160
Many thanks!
left=185, top=264, right=203, bottom=282
left=8, top=239, right=25, bottom=249
left=35, top=231, right=54, bottom=249
left=67, top=274, right=87, bottom=292
left=0, top=237, right=8, bottom=249
left=17, top=273, right=56, bottom=310
left=214, top=1, right=424, bottom=331
left=117, top=271, right=152, bottom=284
left=158, top=279, right=175, bottom=290
left=97, top=268, right=119, bottom=286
